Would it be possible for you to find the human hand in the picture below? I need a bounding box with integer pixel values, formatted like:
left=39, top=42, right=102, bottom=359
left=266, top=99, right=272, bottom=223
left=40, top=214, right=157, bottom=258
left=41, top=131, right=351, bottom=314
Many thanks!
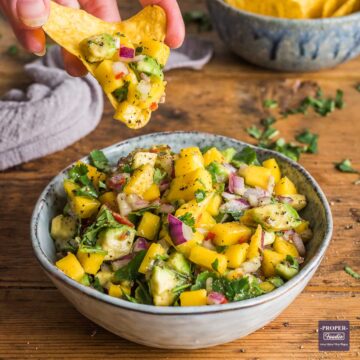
left=0, top=0, right=185, bottom=76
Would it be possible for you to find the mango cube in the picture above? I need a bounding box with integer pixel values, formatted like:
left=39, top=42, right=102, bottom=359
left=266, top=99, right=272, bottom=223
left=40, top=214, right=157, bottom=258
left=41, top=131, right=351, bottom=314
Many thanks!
left=138, top=243, right=165, bottom=274
left=63, top=179, right=79, bottom=199
left=93, top=60, right=125, bottom=93
left=76, top=250, right=106, bottom=275
left=176, top=231, right=204, bottom=257
left=225, top=243, right=249, bottom=268
left=274, top=176, right=297, bottom=196
left=137, top=212, right=161, bottom=241
left=189, top=245, right=227, bottom=274
left=99, top=191, right=118, bottom=211
left=72, top=196, right=100, bottom=218
left=124, top=164, right=154, bottom=196
left=180, top=289, right=207, bottom=306
left=56, top=252, right=85, bottom=282
left=175, top=147, right=204, bottom=177
left=206, top=193, right=222, bottom=216
left=273, top=236, right=299, bottom=257
left=140, top=38, right=170, bottom=66
left=262, top=249, right=286, bottom=277
left=247, top=224, right=262, bottom=259
left=239, top=165, right=273, bottom=190
left=262, top=158, right=281, bottom=183
left=142, top=183, right=160, bottom=201
left=211, top=222, right=252, bottom=246
left=108, top=283, right=123, bottom=298
left=203, top=147, right=225, bottom=167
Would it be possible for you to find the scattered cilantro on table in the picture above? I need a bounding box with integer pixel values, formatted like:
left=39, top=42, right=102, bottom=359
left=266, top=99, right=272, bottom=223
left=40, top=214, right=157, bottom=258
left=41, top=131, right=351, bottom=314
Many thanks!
left=335, top=159, right=359, bottom=173
left=344, top=265, right=360, bottom=280
left=90, top=150, right=110, bottom=172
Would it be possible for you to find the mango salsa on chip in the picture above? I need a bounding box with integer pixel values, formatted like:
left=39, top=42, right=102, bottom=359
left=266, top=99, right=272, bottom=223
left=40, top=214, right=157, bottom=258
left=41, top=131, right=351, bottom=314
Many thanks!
left=43, top=1, right=170, bottom=129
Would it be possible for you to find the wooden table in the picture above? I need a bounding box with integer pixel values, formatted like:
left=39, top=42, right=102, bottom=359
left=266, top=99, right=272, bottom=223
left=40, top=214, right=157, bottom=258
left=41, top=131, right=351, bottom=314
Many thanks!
left=1, top=1, right=359, bottom=358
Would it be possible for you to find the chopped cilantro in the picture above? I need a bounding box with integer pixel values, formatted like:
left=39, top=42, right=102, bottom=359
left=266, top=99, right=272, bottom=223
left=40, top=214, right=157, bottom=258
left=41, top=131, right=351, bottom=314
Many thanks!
left=211, top=258, right=219, bottom=272
left=335, top=159, right=359, bottom=173
left=178, top=212, right=196, bottom=231
left=262, top=138, right=303, bottom=162
left=194, top=189, right=206, bottom=203
left=89, top=150, right=110, bottom=172
left=295, top=129, right=318, bottom=154
left=263, top=99, right=278, bottom=109
left=112, top=250, right=147, bottom=283
left=153, top=167, right=167, bottom=184
left=92, top=277, right=104, bottom=293
left=135, top=46, right=143, bottom=55
left=335, top=89, right=345, bottom=109
left=122, top=164, right=132, bottom=173
left=355, top=84, right=360, bottom=92
left=246, top=125, right=262, bottom=139
left=344, top=265, right=360, bottom=279
left=231, top=147, right=259, bottom=167
left=6, top=44, right=19, bottom=56
left=112, top=82, right=129, bottom=102
left=261, top=117, right=276, bottom=127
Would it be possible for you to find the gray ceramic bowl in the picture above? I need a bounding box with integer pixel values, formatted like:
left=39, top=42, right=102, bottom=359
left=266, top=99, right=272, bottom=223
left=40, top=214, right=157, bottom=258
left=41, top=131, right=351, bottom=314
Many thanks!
left=31, top=132, right=333, bottom=349
left=207, top=0, right=360, bottom=72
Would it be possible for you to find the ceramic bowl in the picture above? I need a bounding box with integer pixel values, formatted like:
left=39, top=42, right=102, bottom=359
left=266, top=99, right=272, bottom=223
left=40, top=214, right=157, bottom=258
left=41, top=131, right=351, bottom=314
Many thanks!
left=31, top=131, right=333, bottom=349
left=207, top=0, right=360, bottom=72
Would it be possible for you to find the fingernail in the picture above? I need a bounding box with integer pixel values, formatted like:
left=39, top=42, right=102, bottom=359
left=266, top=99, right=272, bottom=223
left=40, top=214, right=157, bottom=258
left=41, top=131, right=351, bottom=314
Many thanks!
left=34, top=48, right=46, bottom=56
left=17, top=0, right=48, bottom=28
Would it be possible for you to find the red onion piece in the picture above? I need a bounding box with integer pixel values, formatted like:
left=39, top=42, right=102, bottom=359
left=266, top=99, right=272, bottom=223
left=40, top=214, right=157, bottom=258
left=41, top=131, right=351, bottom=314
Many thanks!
left=243, top=188, right=270, bottom=207
left=223, top=162, right=236, bottom=173
left=222, top=192, right=240, bottom=201
left=159, top=180, right=170, bottom=192
left=107, top=173, right=130, bottom=191
left=117, top=193, right=132, bottom=217
left=119, top=46, right=135, bottom=59
left=260, top=229, right=265, bottom=249
left=158, top=203, right=175, bottom=214
left=126, top=194, right=150, bottom=210
left=133, top=238, right=150, bottom=252
left=220, top=199, right=250, bottom=213
left=207, top=292, right=227, bottom=305
left=228, top=173, right=245, bottom=195
left=111, top=254, right=133, bottom=271
left=277, top=195, right=293, bottom=204
left=168, top=214, right=193, bottom=246
left=283, top=230, right=306, bottom=256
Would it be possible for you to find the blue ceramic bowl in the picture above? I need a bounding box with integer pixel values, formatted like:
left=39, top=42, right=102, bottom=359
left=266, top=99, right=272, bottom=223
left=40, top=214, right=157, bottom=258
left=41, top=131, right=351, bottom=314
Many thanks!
left=31, top=132, right=333, bottom=349
left=207, top=0, right=360, bottom=72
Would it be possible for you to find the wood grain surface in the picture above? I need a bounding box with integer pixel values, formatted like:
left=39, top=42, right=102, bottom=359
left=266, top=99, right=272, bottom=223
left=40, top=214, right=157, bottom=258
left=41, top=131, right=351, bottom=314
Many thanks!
left=0, top=1, right=359, bottom=359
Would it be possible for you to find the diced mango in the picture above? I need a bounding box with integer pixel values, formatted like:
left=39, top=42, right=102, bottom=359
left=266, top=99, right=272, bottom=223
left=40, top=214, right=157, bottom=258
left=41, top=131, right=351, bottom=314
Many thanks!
left=203, top=147, right=225, bottom=167
left=108, top=283, right=123, bottom=298
left=114, top=101, right=151, bottom=129
left=176, top=231, right=204, bottom=257
left=197, top=211, right=216, bottom=231
left=239, top=165, right=273, bottom=190
left=262, top=249, right=286, bottom=277
left=211, top=223, right=252, bottom=246
left=274, top=176, right=297, bottom=195
left=159, top=226, right=174, bottom=247
left=206, top=193, right=222, bottom=216
left=137, top=212, right=161, bottom=241
left=138, top=243, right=165, bottom=274
left=189, top=245, right=227, bottom=274
left=94, top=60, right=125, bottom=94
left=130, top=77, right=165, bottom=110
left=76, top=250, right=106, bottom=275
left=225, top=243, right=249, bottom=268
left=167, top=168, right=213, bottom=202
left=142, top=183, right=160, bottom=201
left=262, top=158, right=281, bottom=183
left=175, top=147, right=204, bottom=177
left=72, top=196, right=100, bottom=219
left=259, top=281, right=275, bottom=293
left=56, top=252, right=85, bottom=282
left=124, top=164, right=154, bottom=196
left=273, top=236, right=299, bottom=257
left=63, top=179, right=79, bottom=199
left=77, top=162, right=106, bottom=188
left=295, top=220, right=309, bottom=234
left=247, top=224, right=262, bottom=259
left=99, top=191, right=118, bottom=211
left=180, top=289, right=207, bottom=306
left=140, top=39, right=170, bottom=66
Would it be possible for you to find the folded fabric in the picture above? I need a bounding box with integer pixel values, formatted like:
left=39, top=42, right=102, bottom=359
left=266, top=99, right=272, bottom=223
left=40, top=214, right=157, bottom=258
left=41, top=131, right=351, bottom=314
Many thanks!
left=0, top=37, right=213, bottom=171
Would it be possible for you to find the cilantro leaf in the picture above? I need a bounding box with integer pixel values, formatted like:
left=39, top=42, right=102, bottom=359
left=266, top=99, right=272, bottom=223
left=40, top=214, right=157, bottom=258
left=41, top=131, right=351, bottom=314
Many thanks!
left=246, top=125, right=262, bottom=139
left=194, top=189, right=206, bottom=203
left=112, top=250, right=147, bottom=283
left=68, top=163, right=88, bottom=182
left=262, top=138, right=303, bottom=162
left=231, top=147, right=259, bottom=167
left=355, top=84, right=360, bottom=92
left=295, top=129, right=318, bottom=154
left=344, top=265, right=360, bottom=280
left=211, top=258, right=219, bottom=272
left=135, top=280, right=153, bottom=304
left=92, top=277, right=104, bottom=293
left=263, top=99, right=278, bottom=109
left=90, top=150, right=110, bottom=172
left=261, top=117, right=276, bottom=127
left=335, top=89, right=345, bottom=109
left=112, top=81, right=129, bottom=102
left=335, top=159, right=359, bottom=173
left=178, top=213, right=196, bottom=231
left=153, top=167, right=167, bottom=184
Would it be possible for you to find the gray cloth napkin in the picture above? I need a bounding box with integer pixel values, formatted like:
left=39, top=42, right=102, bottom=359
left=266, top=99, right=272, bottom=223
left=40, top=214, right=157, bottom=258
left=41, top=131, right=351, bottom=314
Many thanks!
left=0, top=37, right=213, bottom=171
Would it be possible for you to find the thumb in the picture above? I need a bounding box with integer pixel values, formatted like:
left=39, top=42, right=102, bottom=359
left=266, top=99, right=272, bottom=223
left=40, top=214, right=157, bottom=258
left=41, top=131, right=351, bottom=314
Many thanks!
left=16, top=0, right=50, bottom=28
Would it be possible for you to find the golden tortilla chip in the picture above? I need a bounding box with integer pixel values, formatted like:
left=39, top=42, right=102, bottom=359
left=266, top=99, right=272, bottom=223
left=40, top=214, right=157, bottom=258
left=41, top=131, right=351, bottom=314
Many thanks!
left=322, top=0, right=346, bottom=17
left=332, top=0, right=360, bottom=16
left=43, top=1, right=169, bottom=129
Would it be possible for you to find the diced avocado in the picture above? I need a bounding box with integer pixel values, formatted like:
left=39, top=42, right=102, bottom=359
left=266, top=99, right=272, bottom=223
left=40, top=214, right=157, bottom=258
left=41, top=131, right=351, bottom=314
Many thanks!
left=221, top=147, right=237, bottom=162
left=278, top=194, right=307, bottom=211
left=95, top=270, right=113, bottom=289
left=133, top=151, right=157, bottom=169
left=167, top=252, right=191, bottom=276
left=206, top=161, right=229, bottom=183
left=263, top=231, right=275, bottom=246
left=149, top=265, right=184, bottom=306
left=50, top=215, right=77, bottom=250
left=267, top=276, right=284, bottom=288
left=275, top=255, right=299, bottom=280
left=97, top=226, right=136, bottom=261
left=80, top=274, right=91, bottom=286
left=136, top=56, right=163, bottom=79
left=80, top=33, right=118, bottom=63
left=244, top=203, right=302, bottom=231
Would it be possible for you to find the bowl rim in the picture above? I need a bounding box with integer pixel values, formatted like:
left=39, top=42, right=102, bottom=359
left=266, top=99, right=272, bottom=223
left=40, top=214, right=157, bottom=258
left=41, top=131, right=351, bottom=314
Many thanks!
left=209, top=0, right=360, bottom=24
left=31, top=131, right=333, bottom=315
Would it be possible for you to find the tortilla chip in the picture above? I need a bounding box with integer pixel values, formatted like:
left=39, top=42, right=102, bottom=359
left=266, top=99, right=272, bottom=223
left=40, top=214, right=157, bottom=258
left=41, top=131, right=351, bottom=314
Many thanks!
left=322, top=0, right=346, bottom=17
left=332, top=0, right=360, bottom=16
left=43, top=1, right=168, bottom=129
